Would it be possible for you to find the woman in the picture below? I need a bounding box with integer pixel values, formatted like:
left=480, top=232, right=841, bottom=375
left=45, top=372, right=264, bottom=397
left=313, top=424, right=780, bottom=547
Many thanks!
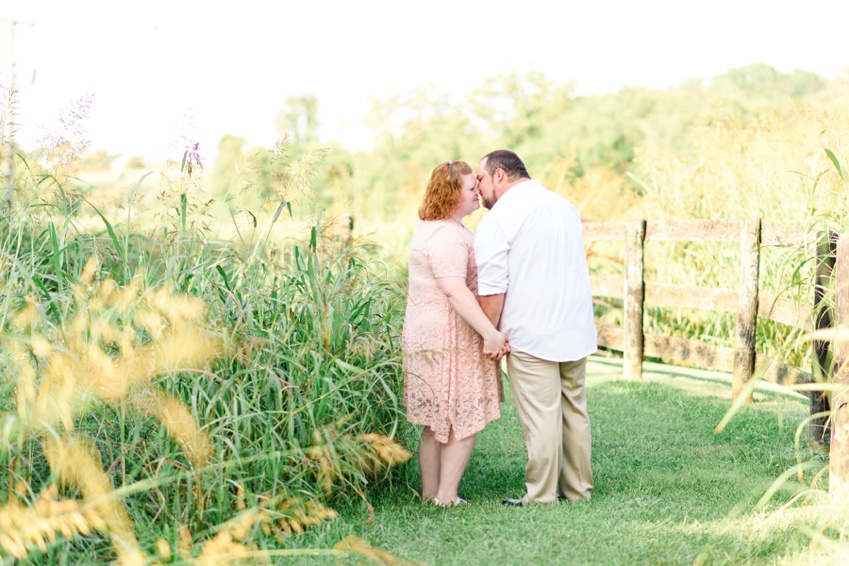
left=402, top=160, right=508, bottom=507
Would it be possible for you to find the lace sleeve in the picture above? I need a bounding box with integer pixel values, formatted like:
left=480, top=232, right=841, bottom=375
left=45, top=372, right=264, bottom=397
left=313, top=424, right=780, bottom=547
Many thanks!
left=425, top=226, right=469, bottom=279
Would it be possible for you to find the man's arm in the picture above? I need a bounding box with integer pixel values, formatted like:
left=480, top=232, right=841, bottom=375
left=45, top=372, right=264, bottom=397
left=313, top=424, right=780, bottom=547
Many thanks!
left=437, top=278, right=508, bottom=360
left=475, top=217, right=508, bottom=329
left=479, top=293, right=505, bottom=328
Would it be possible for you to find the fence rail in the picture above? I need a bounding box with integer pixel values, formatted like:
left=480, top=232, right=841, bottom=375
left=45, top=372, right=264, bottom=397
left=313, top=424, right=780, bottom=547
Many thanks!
left=584, top=220, right=813, bottom=246
left=582, top=217, right=849, bottom=500
left=583, top=218, right=835, bottom=440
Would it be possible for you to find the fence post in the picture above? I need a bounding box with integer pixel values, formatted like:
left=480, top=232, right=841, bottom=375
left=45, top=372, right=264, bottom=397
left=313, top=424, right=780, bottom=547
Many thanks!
left=624, top=219, right=646, bottom=379
left=339, top=212, right=353, bottom=248
left=830, top=236, right=849, bottom=500
left=812, top=231, right=837, bottom=447
left=731, top=219, right=761, bottom=402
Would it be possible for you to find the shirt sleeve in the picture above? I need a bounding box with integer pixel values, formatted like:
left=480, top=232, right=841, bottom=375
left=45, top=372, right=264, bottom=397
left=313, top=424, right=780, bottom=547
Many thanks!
left=474, top=217, right=509, bottom=295
left=426, top=226, right=469, bottom=279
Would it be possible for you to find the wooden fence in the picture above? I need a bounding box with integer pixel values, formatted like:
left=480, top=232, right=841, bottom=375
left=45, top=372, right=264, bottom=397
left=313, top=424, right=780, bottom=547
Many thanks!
left=832, top=237, right=849, bottom=499
left=583, top=219, right=840, bottom=445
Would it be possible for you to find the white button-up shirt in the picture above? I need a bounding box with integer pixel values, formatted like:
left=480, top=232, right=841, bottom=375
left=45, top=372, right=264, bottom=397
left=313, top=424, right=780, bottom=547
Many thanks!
left=475, top=179, right=597, bottom=362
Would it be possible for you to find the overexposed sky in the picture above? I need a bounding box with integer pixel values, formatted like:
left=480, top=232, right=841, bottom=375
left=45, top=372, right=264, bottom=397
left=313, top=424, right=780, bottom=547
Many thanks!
left=2, top=0, right=848, bottom=160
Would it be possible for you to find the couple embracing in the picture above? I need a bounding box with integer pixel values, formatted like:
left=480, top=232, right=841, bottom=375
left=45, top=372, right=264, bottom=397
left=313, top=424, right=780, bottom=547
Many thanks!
left=402, top=150, right=597, bottom=507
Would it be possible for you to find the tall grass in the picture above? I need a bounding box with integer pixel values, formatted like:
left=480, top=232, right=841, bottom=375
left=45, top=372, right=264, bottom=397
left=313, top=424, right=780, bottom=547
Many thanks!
left=564, top=98, right=849, bottom=370
left=0, top=139, right=413, bottom=563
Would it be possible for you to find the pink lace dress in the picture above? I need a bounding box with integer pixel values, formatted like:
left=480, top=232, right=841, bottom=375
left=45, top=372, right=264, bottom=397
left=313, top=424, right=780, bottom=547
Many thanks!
left=402, top=220, right=504, bottom=443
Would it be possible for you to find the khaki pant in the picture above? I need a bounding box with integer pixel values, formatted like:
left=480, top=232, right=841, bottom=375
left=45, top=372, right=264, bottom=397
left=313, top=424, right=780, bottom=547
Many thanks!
left=506, top=351, right=593, bottom=503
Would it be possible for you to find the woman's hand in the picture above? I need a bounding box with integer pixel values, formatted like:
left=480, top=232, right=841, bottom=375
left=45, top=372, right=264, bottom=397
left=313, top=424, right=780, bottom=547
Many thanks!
left=435, top=276, right=511, bottom=361
left=483, top=331, right=510, bottom=361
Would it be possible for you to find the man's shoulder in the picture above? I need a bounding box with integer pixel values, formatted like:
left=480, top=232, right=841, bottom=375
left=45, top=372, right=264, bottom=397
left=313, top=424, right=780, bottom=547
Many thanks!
left=536, top=185, right=581, bottom=216
left=475, top=212, right=500, bottom=238
left=510, top=182, right=578, bottom=214
left=513, top=180, right=564, bottom=205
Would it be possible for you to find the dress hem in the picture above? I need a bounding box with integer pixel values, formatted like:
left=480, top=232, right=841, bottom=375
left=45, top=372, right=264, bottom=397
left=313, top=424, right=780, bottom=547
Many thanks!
left=407, top=413, right=501, bottom=443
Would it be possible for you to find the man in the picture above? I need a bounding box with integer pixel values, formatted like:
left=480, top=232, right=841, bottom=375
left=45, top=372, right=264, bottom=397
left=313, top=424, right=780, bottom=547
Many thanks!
left=474, top=150, right=596, bottom=505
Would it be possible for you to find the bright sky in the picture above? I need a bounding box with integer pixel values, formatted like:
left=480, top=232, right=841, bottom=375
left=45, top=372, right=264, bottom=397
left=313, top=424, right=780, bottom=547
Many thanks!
left=2, top=0, right=848, bottom=161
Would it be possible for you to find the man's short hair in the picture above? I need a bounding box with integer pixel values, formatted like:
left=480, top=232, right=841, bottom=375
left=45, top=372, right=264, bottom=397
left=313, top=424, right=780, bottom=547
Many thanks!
left=483, top=150, right=530, bottom=181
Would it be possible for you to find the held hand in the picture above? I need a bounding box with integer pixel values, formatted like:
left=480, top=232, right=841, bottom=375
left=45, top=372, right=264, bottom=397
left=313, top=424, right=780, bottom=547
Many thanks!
left=483, top=332, right=509, bottom=361
left=499, top=337, right=511, bottom=359
left=493, top=337, right=510, bottom=361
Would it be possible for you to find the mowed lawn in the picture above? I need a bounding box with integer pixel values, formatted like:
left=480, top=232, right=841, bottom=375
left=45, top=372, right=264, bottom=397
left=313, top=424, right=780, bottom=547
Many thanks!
left=288, top=356, right=841, bottom=565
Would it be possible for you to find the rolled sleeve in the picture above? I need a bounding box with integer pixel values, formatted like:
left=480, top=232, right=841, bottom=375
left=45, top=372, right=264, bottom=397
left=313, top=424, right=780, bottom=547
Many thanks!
left=474, top=218, right=509, bottom=296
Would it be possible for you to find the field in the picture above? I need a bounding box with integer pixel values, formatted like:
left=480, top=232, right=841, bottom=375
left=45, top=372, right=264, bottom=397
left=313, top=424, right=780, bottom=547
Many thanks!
left=267, top=358, right=843, bottom=565
left=2, top=64, right=849, bottom=563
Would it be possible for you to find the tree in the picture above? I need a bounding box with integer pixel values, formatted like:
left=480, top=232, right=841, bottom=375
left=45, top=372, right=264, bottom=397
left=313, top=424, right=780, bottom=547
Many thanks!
left=275, top=95, right=319, bottom=146
left=209, top=134, right=246, bottom=199
left=466, top=70, right=574, bottom=148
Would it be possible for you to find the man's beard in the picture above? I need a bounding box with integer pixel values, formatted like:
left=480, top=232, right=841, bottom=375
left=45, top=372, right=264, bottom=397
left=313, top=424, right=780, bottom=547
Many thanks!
left=482, top=195, right=497, bottom=209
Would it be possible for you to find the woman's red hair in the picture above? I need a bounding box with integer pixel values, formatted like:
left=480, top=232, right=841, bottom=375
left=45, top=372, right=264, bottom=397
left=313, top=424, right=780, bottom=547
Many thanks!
left=418, top=160, right=473, bottom=221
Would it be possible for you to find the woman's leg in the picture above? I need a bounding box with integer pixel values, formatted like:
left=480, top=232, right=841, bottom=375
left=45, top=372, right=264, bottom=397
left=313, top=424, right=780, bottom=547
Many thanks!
left=419, top=426, right=441, bottom=500
left=435, top=429, right=476, bottom=504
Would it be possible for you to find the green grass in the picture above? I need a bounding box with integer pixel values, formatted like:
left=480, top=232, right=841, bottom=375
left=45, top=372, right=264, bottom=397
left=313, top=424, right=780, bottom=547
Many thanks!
left=282, top=356, right=843, bottom=565
left=0, top=195, right=413, bottom=562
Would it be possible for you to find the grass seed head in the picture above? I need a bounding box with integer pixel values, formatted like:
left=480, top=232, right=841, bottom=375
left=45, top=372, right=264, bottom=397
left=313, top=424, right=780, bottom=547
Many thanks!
left=195, top=532, right=248, bottom=566
left=306, top=444, right=337, bottom=495
left=135, top=307, right=166, bottom=340
left=156, top=538, right=171, bottom=561
left=235, top=484, right=247, bottom=511
left=11, top=297, right=40, bottom=331
left=253, top=495, right=338, bottom=543
left=7, top=266, right=222, bottom=469
left=128, top=386, right=212, bottom=468
left=30, top=336, right=52, bottom=358
left=42, top=435, right=141, bottom=561
left=356, top=433, right=413, bottom=469
left=195, top=511, right=259, bottom=565
left=113, top=276, right=144, bottom=312
left=178, top=524, right=193, bottom=559
left=334, top=534, right=422, bottom=566
left=80, top=257, right=98, bottom=285
left=0, top=485, right=106, bottom=560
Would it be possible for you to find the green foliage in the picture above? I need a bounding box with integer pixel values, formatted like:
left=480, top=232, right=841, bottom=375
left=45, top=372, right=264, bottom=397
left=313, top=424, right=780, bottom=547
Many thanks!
left=0, top=146, right=412, bottom=563
left=276, top=94, right=320, bottom=146
left=713, top=63, right=825, bottom=102
left=245, top=65, right=839, bottom=235
left=467, top=70, right=574, bottom=148
left=208, top=133, right=247, bottom=199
